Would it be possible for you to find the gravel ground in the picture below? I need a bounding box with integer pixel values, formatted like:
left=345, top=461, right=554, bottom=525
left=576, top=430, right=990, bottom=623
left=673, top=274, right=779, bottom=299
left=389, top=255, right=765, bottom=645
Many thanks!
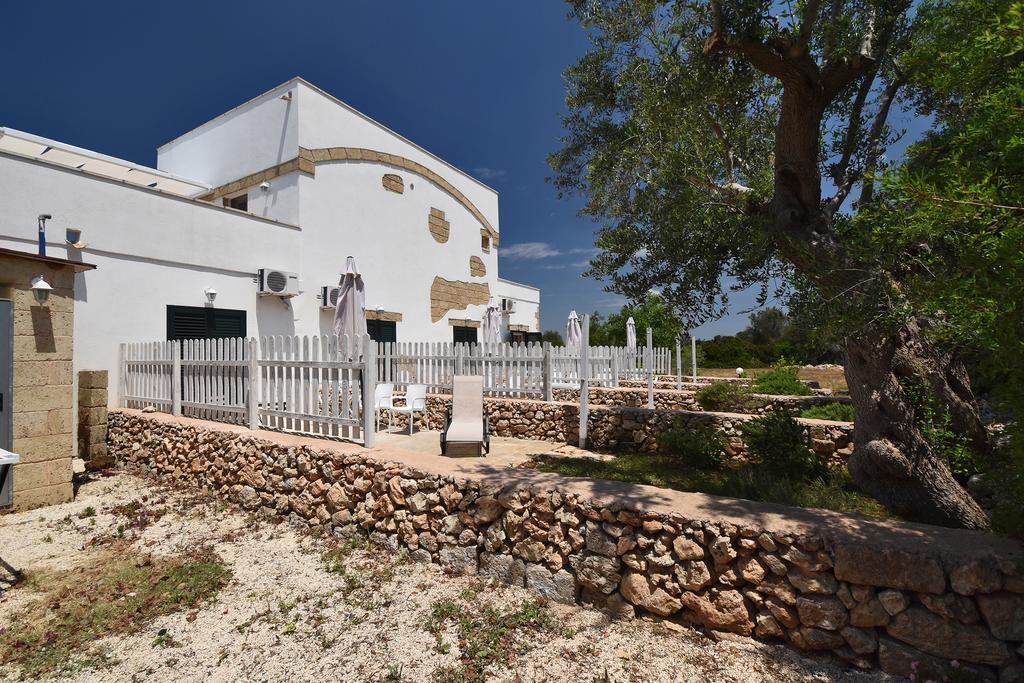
left=0, top=473, right=895, bottom=683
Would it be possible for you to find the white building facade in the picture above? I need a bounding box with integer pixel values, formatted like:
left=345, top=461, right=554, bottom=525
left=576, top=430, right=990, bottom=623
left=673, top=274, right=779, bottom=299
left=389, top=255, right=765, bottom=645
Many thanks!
left=0, top=77, right=541, bottom=389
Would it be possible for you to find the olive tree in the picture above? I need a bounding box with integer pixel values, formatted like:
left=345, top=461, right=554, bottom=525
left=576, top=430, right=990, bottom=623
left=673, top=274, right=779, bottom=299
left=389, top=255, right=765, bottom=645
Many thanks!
left=550, top=0, right=991, bottom=527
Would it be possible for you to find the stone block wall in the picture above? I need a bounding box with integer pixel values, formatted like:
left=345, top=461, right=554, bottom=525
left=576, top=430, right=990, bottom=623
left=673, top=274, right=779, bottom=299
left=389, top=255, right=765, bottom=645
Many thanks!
left=78, top=370, right=111, bottom=470
left=380, top=395, right=852, bottom=460
left=0, top=252, right=76, bottom=510
left=107, top=410, right=1024, bottom=680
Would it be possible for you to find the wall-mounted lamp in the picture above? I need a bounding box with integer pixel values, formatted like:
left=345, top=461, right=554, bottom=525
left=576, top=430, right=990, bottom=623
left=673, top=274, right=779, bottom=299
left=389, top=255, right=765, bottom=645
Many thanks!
left=204, top=287, right=217, bottom=304
left=31, top=275, right=52, bottom=305
left=259, top=181, right=270, bottom=192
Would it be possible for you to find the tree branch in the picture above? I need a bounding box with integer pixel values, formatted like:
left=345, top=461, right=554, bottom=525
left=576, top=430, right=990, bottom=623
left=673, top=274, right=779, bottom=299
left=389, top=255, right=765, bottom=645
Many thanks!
left=856, top=75, right=905, bottom=207
left=797, top=0, right=823, bottom=48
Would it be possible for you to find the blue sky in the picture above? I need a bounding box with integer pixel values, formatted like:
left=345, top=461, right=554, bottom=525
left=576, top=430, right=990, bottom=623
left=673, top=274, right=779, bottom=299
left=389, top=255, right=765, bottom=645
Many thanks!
left=1, top=2, right=924, bottom=339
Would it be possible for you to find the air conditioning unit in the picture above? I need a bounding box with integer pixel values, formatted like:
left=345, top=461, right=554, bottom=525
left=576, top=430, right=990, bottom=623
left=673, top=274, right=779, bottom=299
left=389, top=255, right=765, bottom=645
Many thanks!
left=320, top=285, right=342, bottom=310
left=500, top=298, right=517, bottom=314
left=257, top=268, right=299, bottom=297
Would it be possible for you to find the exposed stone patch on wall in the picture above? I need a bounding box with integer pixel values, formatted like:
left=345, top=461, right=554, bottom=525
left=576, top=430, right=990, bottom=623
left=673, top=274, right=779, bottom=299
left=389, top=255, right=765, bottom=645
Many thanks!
left=469, top=256, right=486, bottom=277
left=365, top=310, right=403, bottom=322
left=430, top=277, right=490, bottom=323
left=428, top=208, right=450, bottom=243
left=107, top=410, right=1024, bottom=680
left=382, top=173, right=405, bottom=194
left=78, top=370, right=111, bottom=470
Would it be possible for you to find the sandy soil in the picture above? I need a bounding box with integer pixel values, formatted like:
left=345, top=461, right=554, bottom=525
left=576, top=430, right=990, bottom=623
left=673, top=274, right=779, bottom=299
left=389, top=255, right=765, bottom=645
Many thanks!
left=0, top=473, right=892, bottom=683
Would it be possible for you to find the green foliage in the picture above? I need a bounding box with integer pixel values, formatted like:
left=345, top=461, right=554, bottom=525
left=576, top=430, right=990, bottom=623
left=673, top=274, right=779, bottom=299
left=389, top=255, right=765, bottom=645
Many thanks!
left=694, top=381, right=764, bottom=412
left=532, top=454, right=888, bottom=518
left=697, top=307, right=843, bottom=368
left=541, top=330, right=565, bottom=346
left=658, top=419, right=727, bottom=468
left=751, top=365, right=812, bottom=396
left=698, top=335, right=764, bottom=368
left=800, top=403, right=855, bottom=422
left=587, top=292, right=684, bottom=348
left=902, top=375, right=979, bottom=481
left=741, top=412, right=824, bottom=481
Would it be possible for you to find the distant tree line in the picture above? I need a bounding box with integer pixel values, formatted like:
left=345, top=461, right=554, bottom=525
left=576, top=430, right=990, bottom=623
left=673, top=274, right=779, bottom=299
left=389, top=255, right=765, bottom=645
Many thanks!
left=544, top=296, right=840, bottom=368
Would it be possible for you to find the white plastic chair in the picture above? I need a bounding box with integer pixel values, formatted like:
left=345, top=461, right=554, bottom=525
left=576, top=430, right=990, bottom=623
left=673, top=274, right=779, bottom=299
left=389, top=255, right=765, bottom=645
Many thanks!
left=374, top=383, right=395, bottom=432
left=390, top=384, right=427, bottom=435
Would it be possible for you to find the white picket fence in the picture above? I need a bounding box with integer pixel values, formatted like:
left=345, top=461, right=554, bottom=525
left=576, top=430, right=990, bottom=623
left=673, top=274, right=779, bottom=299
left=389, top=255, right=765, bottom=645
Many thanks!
left=377, top=341, right=547, bottom=398
left=120, top=331, right=672, bottom=448
left=120, top=335, right=376, bottom=445
left=377, top=342, right=672, bottom=396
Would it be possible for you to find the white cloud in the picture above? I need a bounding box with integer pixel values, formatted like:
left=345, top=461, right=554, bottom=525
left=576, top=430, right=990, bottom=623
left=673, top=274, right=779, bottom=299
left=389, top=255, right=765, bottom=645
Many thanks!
left=501, top=242, right=563, bottom=260
left=472, top=167, right=507, bottom=181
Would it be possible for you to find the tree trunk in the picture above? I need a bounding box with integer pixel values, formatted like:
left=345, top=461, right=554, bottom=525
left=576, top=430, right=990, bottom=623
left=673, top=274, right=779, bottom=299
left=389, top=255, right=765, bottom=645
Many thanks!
left=844, top=319, right=990, bottom=529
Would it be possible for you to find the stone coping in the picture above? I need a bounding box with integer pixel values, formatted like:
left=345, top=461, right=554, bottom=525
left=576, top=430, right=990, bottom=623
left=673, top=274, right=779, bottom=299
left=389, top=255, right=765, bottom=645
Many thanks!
left=112, top=409, right=1022, bottom=564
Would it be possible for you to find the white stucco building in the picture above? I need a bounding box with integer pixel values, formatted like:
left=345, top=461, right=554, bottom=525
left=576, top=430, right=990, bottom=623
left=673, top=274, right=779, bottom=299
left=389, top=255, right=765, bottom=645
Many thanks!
left=0, top=77, right=541, bottom=388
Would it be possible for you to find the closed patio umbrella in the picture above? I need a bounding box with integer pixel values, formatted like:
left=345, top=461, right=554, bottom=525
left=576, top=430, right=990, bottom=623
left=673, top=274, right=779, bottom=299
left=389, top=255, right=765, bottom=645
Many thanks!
left=483, top=297, right=502, bottom=344
left=566, top=310, right=582, bottom=348
left=626, top=316, right=637, bottom=352
left=334, top=256, right=367, bottom=346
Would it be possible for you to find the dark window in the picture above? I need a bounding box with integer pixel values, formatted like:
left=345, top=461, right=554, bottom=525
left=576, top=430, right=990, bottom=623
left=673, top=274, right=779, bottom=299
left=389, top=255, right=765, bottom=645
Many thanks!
left=526, top=332, right=542, bottom=344
left=510, top=331, right=526, bottom=344
left=452, top=325, right=478, bottom=344
left=167, top=305, right=247, bottom=341
left=367, top=319, right=397, bottom=343
left=225, top=193, right=248, bottom=211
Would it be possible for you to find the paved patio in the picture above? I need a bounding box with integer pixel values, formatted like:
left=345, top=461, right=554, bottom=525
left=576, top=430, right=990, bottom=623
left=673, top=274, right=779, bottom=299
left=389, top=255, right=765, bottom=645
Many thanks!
left=372, top=427, right=604, bottom=468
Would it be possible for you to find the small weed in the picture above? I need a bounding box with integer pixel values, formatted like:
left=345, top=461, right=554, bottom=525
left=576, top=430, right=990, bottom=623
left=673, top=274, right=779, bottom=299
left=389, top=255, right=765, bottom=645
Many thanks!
left=426, top=599, right=555, bottom=681
left=77, top=506, right=96, bottom=519
left=151, top=630, right=176, bottom=649
left=282, top=622, right=296, bottom=635
left=42, top=534, right=53, bottom=543
left=385, top=662, right=405, bottom=681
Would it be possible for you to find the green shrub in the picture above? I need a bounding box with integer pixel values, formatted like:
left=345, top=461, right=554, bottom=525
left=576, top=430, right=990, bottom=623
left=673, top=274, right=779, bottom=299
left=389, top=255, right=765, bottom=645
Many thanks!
left=741, top=412, right=824, bottom=480
left=799, top=402, right=854, bottom=422
left=751, top=365, right=812, bottom=396
left=659, top=419, right=727, bottom=469
left=695, top=381, right=765, bottom=412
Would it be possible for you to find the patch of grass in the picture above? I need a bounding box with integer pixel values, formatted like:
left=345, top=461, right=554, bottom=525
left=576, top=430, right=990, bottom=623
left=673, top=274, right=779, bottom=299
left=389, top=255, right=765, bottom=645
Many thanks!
left=799, top=402, right=855, bottom=422
left=426, top=599, right=555, bottom=682
left=77, top=506, right=96, bottom=519
left=0, top=546, right=230, bottom=678
left=532, top=454, right=889, bottom=518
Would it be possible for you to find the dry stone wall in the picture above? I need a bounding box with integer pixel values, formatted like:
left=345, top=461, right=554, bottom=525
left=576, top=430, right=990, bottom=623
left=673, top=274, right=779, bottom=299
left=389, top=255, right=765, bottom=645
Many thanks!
left=381, top=395, right=852, bottom=461
left=553, top=386, right=848, bottom=416
left=108, top=410, right=1024, bottom=680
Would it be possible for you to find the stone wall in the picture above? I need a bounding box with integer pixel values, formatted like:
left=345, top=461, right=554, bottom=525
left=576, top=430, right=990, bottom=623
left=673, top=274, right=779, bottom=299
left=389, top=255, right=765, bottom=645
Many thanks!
left=1, top=252, right=77, bottom=509
left=107, top=410, right=1024, bottom=680
left=77, top=370, right=111, bottom=470
left=380, top=395, right=853, bottom=460
left=552, top=386, right=848, bottom=416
